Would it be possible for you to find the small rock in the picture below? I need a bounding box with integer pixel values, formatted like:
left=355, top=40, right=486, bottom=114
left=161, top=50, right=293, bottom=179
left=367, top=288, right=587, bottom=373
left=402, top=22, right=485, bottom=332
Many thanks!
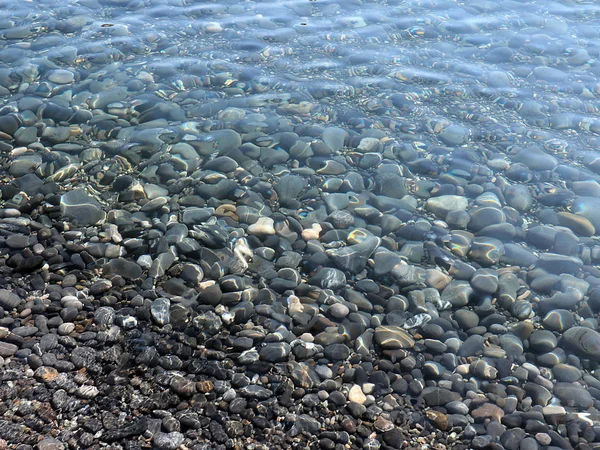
left=348, top=385, right=366, bottom=405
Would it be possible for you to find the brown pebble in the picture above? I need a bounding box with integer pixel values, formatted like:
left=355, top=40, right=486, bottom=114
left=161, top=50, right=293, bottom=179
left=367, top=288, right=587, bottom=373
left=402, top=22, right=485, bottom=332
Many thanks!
left=426, top=410, right=449, bottom=431
left=34, top=366, right=59, bottom=383
left=471, top=402, right=504, bottom=422
left=196, top=380, right=214, bottom=393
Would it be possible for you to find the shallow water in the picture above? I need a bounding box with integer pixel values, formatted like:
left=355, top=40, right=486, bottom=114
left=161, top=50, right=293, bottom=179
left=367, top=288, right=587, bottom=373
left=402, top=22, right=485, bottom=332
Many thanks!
left=2, top=0, right=600, bottom=160
left=4, top=0, right=600, bottom=445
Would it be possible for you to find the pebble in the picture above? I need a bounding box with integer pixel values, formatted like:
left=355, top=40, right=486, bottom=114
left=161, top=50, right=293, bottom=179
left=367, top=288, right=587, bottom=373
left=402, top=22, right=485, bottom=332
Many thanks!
left=60, top=189, right=106, bottom=226
left=562, top=326, right=600, bottom=360
left=0, top=289, right=21, bottom=310
left=348, top=385, right=367, bottom=404
left=426, top=195, right=468, bottom=218
left=374, top=326, right=415, bottom=349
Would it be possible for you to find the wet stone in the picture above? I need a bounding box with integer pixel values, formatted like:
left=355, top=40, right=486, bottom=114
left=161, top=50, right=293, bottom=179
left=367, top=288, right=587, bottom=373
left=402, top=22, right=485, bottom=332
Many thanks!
left=529, top=330, right=557, bottom=353
left=308, top=268, right=346, bottom=290
left=420, top=387, right=460, bottom=406
left=468, top=207, right=505, bottom=232
left=47, top=69, right=75, bottom=84
left=374, top=326, right=414, bottom=349
left=103, top=258, right=142, bottom=280
left=470, top=269, right=498, bottom=294
left=324, top=343, right=350, bottom=362
left=553, top=382, right=593, bottom=409
left=542, top=309, right=575, bottom=332
left=562, top=326, right=600, bottom=361
left=469, top=237, right=504, bottom=266
left=426, top=195, right=468, bottom=218
left=441, top=281, right=472, bottom=307
left=60, top=189, right=106, bottom=226
left=505, top=185, right=533, bottom=212
left=553, top=364, right=581, bottom=382
left=259, top=342, right=291, bottom=363
left=454, top=310, right=479, bottom=330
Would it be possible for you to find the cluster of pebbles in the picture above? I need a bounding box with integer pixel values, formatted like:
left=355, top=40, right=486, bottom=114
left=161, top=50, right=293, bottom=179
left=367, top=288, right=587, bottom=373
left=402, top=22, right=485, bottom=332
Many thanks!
left=3, top=0, right=600, bottom=450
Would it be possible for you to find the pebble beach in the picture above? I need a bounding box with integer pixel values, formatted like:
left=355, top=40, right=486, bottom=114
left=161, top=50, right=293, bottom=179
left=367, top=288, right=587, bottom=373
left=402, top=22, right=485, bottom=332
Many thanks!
left=2, top=0, right=600, bottom=449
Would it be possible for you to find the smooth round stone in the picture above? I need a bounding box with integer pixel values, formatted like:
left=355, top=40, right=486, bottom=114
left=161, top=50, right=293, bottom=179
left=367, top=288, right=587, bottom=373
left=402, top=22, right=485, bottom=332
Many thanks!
left=348, top=385, right=367, bottom=405
left=259, top=342, right=291, bottom=362
left=329, top=303, right=350, bottom=319
left=562, top=326, right=600, bottom=361
left=533, top=66, right=567, bottom=82
left=322, top=127, right=347, bottom=152
left=329, top=235, right=380, bottom=274
left=500, top=428, right=526, bottom=450
left=58, top=323, right=75, bottom=335
left=521, top=437, right=540, bottom=450
left=9, top=154, right=42, bottom=177
left=441, top=281, right=472, bottom=307
left=529, top=330, right=557, bottom=353
left=468, top=207, right=505, bottom=232
left=469, top=237, right=504, bottom=266
left=0, top=115, right=18, bottom=136
left=60, top=189, right=106, bottom=226
left=536, top=348, right=566, bottom=367
left=504, top=184, right=533, bottom=212
left=14, top=126, right=38, bottom=146
left=420, top=387, right=460, bottom=406
left=426, top=195, right=468, bottom=218
left=446, top=209, right=470, bottom=228
left=524, top=383, right=552, bottom=406
left=476, top=222, right=516, bottom=242
left=569, top=196, right=600, bottom=231
left=328, top=210, right=354, bottom=229
left=556, top=211, right=595, bottom=237
left=536, top=253, right=582, bottom=275
left=323, top=343, right=349, bottom=362
left=140, top=196, right=168, bottom=212
left=308, top=268, right=346, bottom=290
left=552, top=364, right=581, bottom=382
left=510, top=301, right=533, bottom=320
left=553, top=382, right=593, bottom=409
left=374, top=326, right=414, bottom=349
left=438, top=124, right=469, bottom=146
left=513, top=145, right=557, bottom=170
left=470, top=269, right=499, bottom=294
left=572, top=180, right=600, bottom=197
left=103, top=258, right=143, bottom=280
left=499, top=333, right=523, bottom=356
left=454, top=310, right=479, bottom=330
left=47, top=69, right=75, bottom=84
left=542, top=309, right=575, bottom=332
left=501, top=243, right=538, bottom=267
left=323, top=193, right=351, bottom=212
